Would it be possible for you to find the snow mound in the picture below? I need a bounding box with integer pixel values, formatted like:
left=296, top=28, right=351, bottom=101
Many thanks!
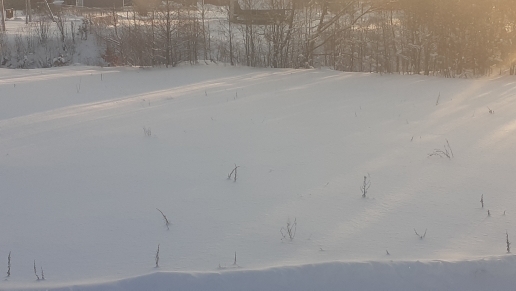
left=10, top=257, right=516, bottom=291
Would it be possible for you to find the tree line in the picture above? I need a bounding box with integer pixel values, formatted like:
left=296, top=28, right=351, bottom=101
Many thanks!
left=2, top=0, right=516, bottom=76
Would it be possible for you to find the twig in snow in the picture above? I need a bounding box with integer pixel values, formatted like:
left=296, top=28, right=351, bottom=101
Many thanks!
left=428, top=139, right=453, bottom=159
left=360, top=175, right=371, bottom=198
left=33, top=261, right=39, bottom=280
left=75, top=77, right=82, bottom=93
left=156, top=208, right=170, bottom=230
left=414, top=228, right=427, bottom=239
left=446, top=139, right=454, bottom=158
left=507, top=231, right=511, bottom=253
left=281, top=218, right=297, bottom=241
left=143, top=127, right=152, bottom=137
left=155, top=244, right=160, bottom=268
left=228, top=164, right=240, bottom=182
left=6, top=252, right=10, bottom=277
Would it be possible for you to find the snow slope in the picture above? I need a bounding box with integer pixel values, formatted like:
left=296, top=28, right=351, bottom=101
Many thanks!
left=1, top=65, right=516, bottom=290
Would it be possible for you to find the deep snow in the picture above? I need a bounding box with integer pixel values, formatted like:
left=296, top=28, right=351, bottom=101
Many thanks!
left=1, top=64, right=516, bottom=290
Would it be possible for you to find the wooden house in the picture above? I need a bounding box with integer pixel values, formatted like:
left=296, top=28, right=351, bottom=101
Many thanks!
left=63, top=0, right=131, bottom=8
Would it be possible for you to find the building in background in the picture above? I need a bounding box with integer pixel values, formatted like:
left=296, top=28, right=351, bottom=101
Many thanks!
left=63, top=0, right=130, bottom=8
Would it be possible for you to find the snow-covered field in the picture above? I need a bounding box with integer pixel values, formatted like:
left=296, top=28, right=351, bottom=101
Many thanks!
left=1, top=64, right=516, bottom=290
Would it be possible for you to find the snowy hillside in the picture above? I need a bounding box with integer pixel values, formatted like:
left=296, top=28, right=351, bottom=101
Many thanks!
left=1, top=65, right=516, bottom=290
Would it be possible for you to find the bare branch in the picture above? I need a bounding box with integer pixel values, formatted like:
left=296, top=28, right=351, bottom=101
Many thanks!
left=156, top=208, right=170, bottom=230
left=33, top=260, right=39, bottom=280
left=507, top=231, right=511, bottom=253
left=7, top=251, right=10, bottom=277
left=414, top=228, right=427, bottom=239
left=155, top=244, right=160, bottom=268
left=281, top=218, right=297, bottom=241
left=360, top=175, right=371, bottom=198
left=228, top=164, right=240, bottom=182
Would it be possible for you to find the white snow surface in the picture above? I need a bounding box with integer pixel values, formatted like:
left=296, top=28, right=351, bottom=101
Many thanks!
left=1, top=65, right=516, bottom=290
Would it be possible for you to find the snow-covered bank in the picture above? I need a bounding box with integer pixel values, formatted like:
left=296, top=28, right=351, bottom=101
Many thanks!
left=7, top=257, right=516, bottom=291
left=1, top=65, right=516, bottom=290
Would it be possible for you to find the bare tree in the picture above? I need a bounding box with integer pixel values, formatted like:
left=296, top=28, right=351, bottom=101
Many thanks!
left=54, top=11, right=67, bottom=44
left=25, top=0, right=32, bottom=24
left=305, top=0, right=373, bottom=66
left=199, top=0, right=209, bottom=60
left=165, top=0, right=172, bottom=67
left=1, top=0, right=5, bottom=32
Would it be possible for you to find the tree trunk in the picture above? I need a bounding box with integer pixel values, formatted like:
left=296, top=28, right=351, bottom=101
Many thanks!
left=0, top=0, right=5, bottom=32
left=165, top=0, right=171, bottom=68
